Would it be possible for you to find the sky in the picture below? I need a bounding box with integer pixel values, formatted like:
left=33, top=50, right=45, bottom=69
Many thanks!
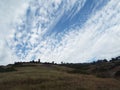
left=0, top=0, right=120, bottom=65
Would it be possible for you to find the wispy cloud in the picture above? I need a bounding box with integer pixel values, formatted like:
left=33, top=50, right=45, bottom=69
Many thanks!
left=28, top=0, right=120, bottom=63
left=0, top=0, right=120, bottom=65
left=0, top=0, right=30, bottom=65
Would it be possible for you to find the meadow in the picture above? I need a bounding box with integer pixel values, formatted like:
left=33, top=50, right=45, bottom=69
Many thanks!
left=0, top=62, right=120, bottom=90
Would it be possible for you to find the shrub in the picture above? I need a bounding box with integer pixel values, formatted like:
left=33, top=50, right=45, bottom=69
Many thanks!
left=115, top=71, right=120, bottom=77
left=0, top=66, right=16, bottom=73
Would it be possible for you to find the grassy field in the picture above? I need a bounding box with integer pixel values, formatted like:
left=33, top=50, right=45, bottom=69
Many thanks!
left=0, top=63, right=120, bottom=90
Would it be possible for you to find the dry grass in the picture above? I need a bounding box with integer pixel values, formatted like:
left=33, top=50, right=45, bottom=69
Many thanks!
left=0, top=64, right=120, bottom=90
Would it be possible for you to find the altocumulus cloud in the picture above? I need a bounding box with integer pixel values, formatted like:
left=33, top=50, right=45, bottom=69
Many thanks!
left=0, top=0, right=120, bottom=65
left=0, top=0, right=30, bottom=65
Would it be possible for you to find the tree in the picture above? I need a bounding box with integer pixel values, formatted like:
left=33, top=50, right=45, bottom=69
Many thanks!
left=38, top=59, right=41, bottom=63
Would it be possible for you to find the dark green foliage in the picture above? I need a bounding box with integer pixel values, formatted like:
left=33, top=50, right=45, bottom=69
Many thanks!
left=60, top=63, right=90, bottom=70
left=61, top=56, right=120, bottom=78
left=115, top=71, right=120, bottom=77
left=96, top=72, right=111, bottom=78
left=0, top=66, right=16, bottom=73
left=68, top=69, right=89, bottom=74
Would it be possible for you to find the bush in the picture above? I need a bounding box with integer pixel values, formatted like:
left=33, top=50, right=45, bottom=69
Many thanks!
left=115, top=71, right=120, bottom=77
left=96, top=72, right=111, bottom=78
left=0, top=66, right=16, bottom=73
left=67, top=69, right=89, bottom=75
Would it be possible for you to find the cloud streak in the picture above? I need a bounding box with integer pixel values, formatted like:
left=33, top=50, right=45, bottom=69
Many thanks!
left=0, top=0, right=120, bottom=64
left=0, top=0, right=30, bottom=65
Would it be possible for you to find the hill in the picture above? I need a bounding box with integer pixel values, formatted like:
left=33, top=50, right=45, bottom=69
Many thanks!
left=61, top=56, right=120, bottom=78
left=0, top=56, right=120, bottom=90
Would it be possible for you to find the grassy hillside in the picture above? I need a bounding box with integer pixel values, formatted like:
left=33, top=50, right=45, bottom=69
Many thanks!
left=0, top=61, right=120, bottom=90
left=61, top=56, right=120, bottom=78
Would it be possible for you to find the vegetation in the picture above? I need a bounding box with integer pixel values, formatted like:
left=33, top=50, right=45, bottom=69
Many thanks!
left=0, top=56, right=120, bottom=90
left=61, top=56, right=120, bottom=78
left=0, top=66, right=16, bottom=73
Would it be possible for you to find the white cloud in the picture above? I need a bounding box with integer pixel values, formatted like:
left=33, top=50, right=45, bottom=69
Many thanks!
left=1, top=0, right=120, bottom=65
left=29, top=0, right=120, bottom=63
left=0, top=0, right=31, bottom=65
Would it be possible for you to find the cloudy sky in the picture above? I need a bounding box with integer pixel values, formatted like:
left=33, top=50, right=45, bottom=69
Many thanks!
left=0, top=0, right=120, bottom=65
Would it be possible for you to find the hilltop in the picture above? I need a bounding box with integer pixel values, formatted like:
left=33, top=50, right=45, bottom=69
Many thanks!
left=0, top=56, right=120, bottom=90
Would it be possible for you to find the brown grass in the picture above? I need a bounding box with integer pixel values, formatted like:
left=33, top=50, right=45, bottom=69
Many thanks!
left=0, top=64, right=120, bottom=90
